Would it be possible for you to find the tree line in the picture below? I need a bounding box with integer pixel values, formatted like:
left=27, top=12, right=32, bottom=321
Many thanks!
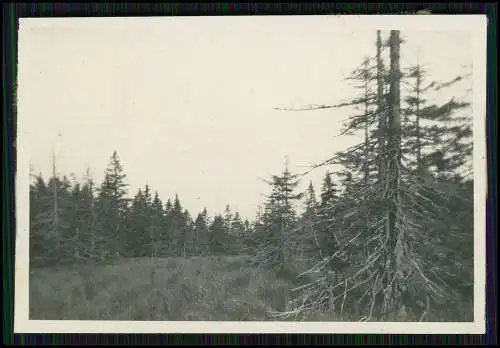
left=29, top=151, right=344, bottom=267
left=29, top=150, right=257, bottom=264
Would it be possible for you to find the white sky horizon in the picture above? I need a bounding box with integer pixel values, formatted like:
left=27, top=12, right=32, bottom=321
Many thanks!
left=18, top=16, right=473, bottom=220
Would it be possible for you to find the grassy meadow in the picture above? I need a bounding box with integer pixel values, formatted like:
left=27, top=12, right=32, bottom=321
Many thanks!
left=29, top=255, right=341, bottom=321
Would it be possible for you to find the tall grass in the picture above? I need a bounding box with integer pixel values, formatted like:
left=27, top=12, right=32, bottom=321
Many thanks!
left=30, top=255, right=335, bottom=321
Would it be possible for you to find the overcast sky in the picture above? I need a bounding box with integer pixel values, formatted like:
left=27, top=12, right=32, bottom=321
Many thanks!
left=18, top=16, right=474, bottom=220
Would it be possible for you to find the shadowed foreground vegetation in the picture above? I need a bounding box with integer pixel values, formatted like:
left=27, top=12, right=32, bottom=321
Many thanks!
left=30, top=255, right=472, bottom=322
left=29, top=256, right=322, bottom=321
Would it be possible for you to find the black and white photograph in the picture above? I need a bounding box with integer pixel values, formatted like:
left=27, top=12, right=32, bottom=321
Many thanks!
left=15, top=15, right=486, bottom=333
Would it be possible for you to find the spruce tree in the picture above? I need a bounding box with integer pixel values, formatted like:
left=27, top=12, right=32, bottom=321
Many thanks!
left=316, top=172, right=342, bottom=262
left=231, top=212, right=245, bottom=237
left=149, top=191, right=164, bottom=259
left=29, top=174, right=49, bottom=265
left=402, top=63, right=472, bottom=179
left=193, top=208, right=210, bottom=256
left=82, top=168, right=99, bottom=260
left=182, top=209, right=193, bottom=256
left=47, top=175, right=72, bottom=264
left=298, top=181, right=320, bottom=260
left=94, top=151, right=129, bottom=260
left=127, top=188, right=148, bottom=257
left=76, top=179, right=96, bottom=260
left=223, top=204, right=233, bottom=235
left=257, top=157, right=303, bottom=275
left=169, top=194, right=187, bottom=256
left=273, top=30, right=474, bottom=320
left=209, top=214, right=228, bottom=256
left=65, top=182, right=92, bottom=261
left=230, top=212, right=245, bottom=254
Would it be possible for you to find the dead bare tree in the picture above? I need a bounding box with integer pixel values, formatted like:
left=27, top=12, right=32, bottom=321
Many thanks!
left=381, top=29, right=406, bottom=319
left=272, top=29, right=474, bottom=322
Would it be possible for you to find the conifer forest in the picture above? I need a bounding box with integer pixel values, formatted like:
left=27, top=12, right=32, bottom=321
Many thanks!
left=28, top=29, right=474, bottom=322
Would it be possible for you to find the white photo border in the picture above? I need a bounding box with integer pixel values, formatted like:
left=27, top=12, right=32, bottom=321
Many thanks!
left=14, top=14, right=487, bottom=334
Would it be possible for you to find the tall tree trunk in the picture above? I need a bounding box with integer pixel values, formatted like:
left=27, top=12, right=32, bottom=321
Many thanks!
left=281, top=156, right=289, bottom=267
left=363, top=59, right=370, bottom=185
left=278, top=157, right=290, bottom=312
left=415, top=64, right=422, bottom=172
left=383, top=30, right=405, bottom=319
left=376, top=30, right=386, bottom=182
